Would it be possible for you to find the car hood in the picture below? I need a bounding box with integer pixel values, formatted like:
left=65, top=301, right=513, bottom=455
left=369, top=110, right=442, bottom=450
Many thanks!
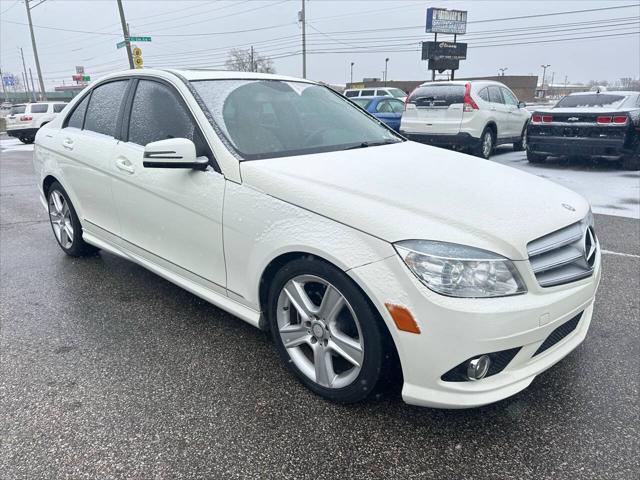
left=240, top=141, right=589, bottom=260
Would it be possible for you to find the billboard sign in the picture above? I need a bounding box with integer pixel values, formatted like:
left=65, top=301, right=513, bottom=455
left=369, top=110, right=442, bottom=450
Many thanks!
left=75, top=66, right=84, bottom=74
left=2, top=75, right=16, bottom=87
left=428, top=58, right=460, bottom=73
left=422, top=41, right=467, bottom=60
left=426, top=8, right=467, bottom=34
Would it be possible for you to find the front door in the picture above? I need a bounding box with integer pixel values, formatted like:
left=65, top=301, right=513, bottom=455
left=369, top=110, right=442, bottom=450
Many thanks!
left=110, top=78, right=227, bottom=290
left=487, top=86, right=511, bottom=140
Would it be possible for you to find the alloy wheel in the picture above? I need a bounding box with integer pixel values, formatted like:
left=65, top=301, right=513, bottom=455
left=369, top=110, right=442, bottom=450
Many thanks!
left=48, top=190, right=74, bottom=249
left=482, top=131, right=493, bottom=158
left=276, top=274, right=364, bottom=389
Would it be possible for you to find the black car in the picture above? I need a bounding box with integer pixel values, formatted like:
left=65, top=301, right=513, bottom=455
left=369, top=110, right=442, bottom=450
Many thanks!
left=526, top=91, right=640, bottom=170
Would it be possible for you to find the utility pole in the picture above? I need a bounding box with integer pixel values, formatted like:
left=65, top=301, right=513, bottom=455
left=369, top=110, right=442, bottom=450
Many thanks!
left=299, top=0, right=306, bottom=78
left=540, top=64, right=550, bottom=98
left=117, top=0, right=134, bottom=69
left=29, top=68, right=37, bottom=101
left=20, top=48, right=32, bottom=101
left=384, top=58, right=389, bottom=86
left=250, top=46, right=255, bottom=72
left=24, top=0, right=47, bottom=100
left=350, top=62, right=354, bottom=85
left=21, top=72, right=29, bottom=102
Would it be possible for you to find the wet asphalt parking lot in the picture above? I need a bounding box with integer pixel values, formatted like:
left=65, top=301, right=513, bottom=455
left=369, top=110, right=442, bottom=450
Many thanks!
left=1, top=137, right=639, bottom=479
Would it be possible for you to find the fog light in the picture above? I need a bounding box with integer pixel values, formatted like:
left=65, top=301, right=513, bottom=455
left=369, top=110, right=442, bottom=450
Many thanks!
left=467, top=355, right=491, bottom=381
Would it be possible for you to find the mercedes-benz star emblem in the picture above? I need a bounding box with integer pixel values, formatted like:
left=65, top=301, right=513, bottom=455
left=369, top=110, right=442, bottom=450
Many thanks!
left=562, top=203, right=576, bottom=212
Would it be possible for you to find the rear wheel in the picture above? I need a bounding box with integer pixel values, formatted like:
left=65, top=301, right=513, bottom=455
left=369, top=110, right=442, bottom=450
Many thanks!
left=268, top=257, right=391, bottom=403
left=19, top=136, right=34, bottom=144
left=46, top=181, right=99, bottom=257
left=473, top=127, right=494, bottom=159
left=526, top=149, right=547, bottom=164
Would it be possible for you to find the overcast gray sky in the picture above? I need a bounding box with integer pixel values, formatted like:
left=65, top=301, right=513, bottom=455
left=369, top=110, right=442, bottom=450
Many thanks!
left=1, top=0, right=639, bottom=89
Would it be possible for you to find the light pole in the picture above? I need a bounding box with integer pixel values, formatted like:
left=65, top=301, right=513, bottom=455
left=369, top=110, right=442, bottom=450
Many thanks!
left=24, top=0, right=47, bottom=100
left=350, top=62, right=354, bottom=85
left=117, top=0, right=134, bottom=69
left=540, top=64, right=551, bottom=98
left=498, top=67, right=508, bottom=76
left=384, top=58, right=389, bottom=86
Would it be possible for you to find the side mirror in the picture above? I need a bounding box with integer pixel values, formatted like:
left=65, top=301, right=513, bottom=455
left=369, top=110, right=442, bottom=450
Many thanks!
left=143, top=138, right=208, bottom=171
left=518, top=101, right=526, bottom=108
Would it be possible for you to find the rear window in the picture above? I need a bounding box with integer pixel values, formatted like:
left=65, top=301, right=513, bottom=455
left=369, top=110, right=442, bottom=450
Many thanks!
left=555, top=94, right=626, bottom=108
left=53, top=104, right=66, bottom=113
left=344, top=91, right=358, bottom=98
left=10, top=105, right=26, bottom=115
left=30, top=104, right=48, bottom=113
left=408, top=85, right=464, bottom=107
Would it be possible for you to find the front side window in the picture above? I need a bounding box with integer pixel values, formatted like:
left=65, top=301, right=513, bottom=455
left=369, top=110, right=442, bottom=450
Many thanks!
left=388, top=88, right=407, bottom=98
left=30, top=104, right=48, bottom=113
left=66, top=95, right=90, bottom=129
left=53, top=104, right=66, bottom=113
left=84, top=80, right=128, bottom=137
left=501, top=88, right=518, bottom=106
left=376, top=90, right=390, bottom=96
left=192, top=79, right=401, bottom=160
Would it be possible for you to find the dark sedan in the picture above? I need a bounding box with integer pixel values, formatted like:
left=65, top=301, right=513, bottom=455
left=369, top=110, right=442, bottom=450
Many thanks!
left=526, top=91, right=640, bottom=170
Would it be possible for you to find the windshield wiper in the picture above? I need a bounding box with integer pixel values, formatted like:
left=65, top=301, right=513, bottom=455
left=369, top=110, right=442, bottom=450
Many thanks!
left=344, top=139, right=400, bottom=150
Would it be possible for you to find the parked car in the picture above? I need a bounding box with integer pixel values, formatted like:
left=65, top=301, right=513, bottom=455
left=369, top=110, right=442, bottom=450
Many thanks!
left=34, top=69, right=600, bottom=408
left=526, top=91, right=640, bottom=170
left=344, top=87, right=407, bottom=102
left=351, top=96, right=404, bottom=131
left=6, top=102, right=67, bottom=144
left=1, top=102, right=13, bottom=118
left=400, top=81, right=530, bottom=159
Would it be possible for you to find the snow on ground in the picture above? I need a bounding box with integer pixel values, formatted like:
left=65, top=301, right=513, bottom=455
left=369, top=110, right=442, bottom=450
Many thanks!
left=0, top=137, right=34, bottom=153
left=490, top=146, right=640, bottom=219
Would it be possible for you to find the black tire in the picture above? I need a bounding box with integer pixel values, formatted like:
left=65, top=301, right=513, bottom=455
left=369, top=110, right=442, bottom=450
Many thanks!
left=267, top=257, right=393, bottom=403
left=622, top=153, right=640, bottom=170
left=46, top=181, right=99, bottom=257
left=473, top=127, right=494, bottom=159
left=513, top=124, right=528, bottom=151
left=526, top=149, right=547, bottom=163
left=20, top=136, right=34, bottom=144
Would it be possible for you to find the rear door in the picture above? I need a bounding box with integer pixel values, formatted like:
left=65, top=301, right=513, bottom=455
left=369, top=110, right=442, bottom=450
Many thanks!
left=401, top=84, right=464, bottom=135
left=487, top=86, right=511, bottom=139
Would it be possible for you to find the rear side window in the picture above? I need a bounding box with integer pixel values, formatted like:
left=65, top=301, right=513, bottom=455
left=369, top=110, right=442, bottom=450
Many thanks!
left=53, top=104, right=66, bottom=113
left=10, top=105, right=26, bottom=115
left=66, top=95, right=90, bottom=129
left=360, top=90, right=375, bottom=96
left=376, top=90, right=390, bottom=96
left=488, top=86, right=504, bottom=104
left=478, top=88, right=489, bottom=102
left=344, top=91, right=358, bottom=98
left=389, top=99, right=405, bottom=113
left=555, top=94, right=625, bottom=108
left=408, top=85, right=464, bottom=107
left=30, top=104, right=48, bottom=113
left=84, top=80, right=129, bottom=137
left=127, top=80, right=207, bottom=157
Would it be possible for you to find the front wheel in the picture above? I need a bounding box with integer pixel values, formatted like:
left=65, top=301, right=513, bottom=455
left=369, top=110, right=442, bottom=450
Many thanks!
left=268, top=257, right=390, bottom=403
left=513, top=126, right=527, bottom=151
left=19, top=135, right=34, bottom=144
left=47, top=181, right=99, bottom=257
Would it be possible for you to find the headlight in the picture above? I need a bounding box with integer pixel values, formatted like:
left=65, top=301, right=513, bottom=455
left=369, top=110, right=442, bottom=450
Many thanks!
left=394, top=240, right=527, bottom=298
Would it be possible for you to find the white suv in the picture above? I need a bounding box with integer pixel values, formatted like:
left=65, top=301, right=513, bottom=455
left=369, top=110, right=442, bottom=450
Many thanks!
left=400, top=81, right=530, bottom=159
left=6, top=102, right=67, bottom=144
left=33, top=69, right=599, bottom=408
left=344, top=87, right=407, bottom=102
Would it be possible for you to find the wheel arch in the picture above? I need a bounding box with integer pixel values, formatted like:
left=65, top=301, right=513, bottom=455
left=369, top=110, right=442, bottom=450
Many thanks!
left=484, top=121, right=497, bottom=138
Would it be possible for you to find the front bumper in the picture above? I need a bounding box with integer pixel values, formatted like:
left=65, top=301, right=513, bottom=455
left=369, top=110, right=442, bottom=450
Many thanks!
left=400, top=131, right=479, bottom=148
left=6, top=127, right=38, bottom=138
left=348, top=248, right=601, bottom=408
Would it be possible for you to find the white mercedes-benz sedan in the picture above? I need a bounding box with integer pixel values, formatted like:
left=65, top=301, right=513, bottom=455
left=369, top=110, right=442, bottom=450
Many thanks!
left=33, top=69, right=601, bottom=408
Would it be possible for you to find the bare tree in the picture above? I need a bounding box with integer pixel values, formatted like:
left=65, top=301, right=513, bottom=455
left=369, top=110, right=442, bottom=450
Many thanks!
left=225, top=48, right=275, bottom=73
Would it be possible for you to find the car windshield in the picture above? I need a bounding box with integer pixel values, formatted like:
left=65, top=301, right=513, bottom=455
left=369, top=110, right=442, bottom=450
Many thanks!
left=191, top=79, right=402, bottom=160
left=388, top=88, right=407, bottom=98
left=10, top=105, right=26, bottom=114
left=554, top=94, right=626, bottom=108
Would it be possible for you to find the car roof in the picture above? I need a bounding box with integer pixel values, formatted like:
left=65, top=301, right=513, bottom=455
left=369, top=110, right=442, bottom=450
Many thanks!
left=97, top=68, right=314, bottom=85
left=567, top=90, right=638, bottom=96
left=418, top=80, right=505, bottom=87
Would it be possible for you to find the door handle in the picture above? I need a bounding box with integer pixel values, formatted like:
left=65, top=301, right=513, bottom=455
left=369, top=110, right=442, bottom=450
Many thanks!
left=115, top=157, right=135, bottom=174
left=62, top=138, right=74, bottom=150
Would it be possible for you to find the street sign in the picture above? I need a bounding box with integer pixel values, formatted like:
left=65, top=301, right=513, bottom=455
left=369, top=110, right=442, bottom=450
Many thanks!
left=116, top=40, right=126, bottom=49
left=426, top=8, right=467, bottom=34
left=2, top=75, right=16, bottom=87
left=72, top=74, right=82, bottom=81
left=82, top=75, right=90, bottom=82
left=75, top=66, right=84, bottom=74
left=129, top=36, right=151, bottom=42
left=422, top=41, right=467, bottom=61
left=428, top=58, right=460, bottom=73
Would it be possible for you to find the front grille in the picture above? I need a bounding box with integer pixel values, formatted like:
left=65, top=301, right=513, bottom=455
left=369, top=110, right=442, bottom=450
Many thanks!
left=527, top=219, right=597, bottom=288
left=533, top=312, right=582, bottom=356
